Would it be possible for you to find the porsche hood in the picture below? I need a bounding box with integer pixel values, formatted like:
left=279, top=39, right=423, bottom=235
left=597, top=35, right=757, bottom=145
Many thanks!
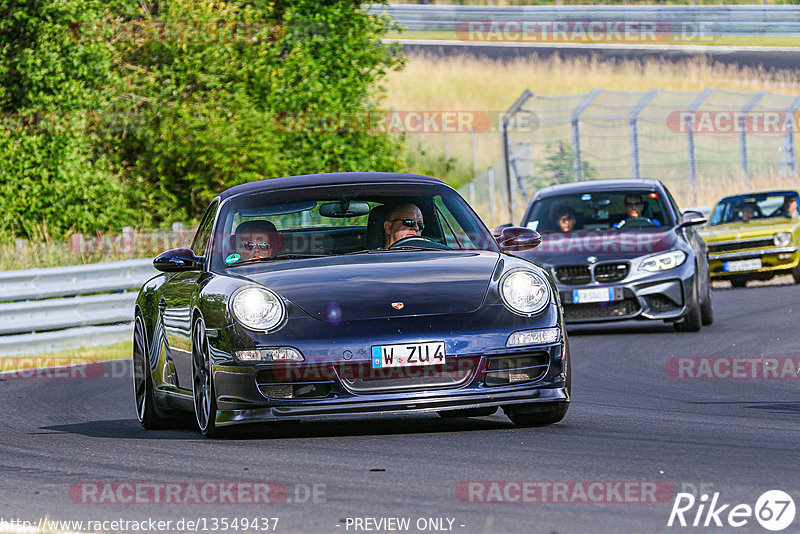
left=234, top=251, right=501, bottom=321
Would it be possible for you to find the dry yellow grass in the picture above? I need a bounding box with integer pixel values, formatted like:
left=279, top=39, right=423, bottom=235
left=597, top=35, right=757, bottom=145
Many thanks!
left=385, top=53, right=800, bottom=111
left=385, top=54, right=800, bottom=207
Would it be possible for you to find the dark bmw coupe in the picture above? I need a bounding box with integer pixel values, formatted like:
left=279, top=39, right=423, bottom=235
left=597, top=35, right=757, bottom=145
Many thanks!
left=134, top=173, right=570, bottom=436
left=513, top=179, right=712, bottom=332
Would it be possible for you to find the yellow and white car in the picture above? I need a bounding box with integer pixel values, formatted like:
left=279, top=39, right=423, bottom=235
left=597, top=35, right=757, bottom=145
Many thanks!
left=699, top=191, right=800, bottom=287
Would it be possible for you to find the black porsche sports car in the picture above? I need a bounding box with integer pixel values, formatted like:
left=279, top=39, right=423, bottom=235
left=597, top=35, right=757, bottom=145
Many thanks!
left=513, top=179, right=712, bottom=331
left=133, top=172, right=571, bottom=436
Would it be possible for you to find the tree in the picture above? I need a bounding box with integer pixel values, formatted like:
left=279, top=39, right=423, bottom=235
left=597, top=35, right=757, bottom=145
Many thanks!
left=533, top=140, right=596, bottom=190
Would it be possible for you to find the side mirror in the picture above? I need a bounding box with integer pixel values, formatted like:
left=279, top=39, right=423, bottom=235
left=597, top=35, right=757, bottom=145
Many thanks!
left=154, top=248, right=203, bottom=272
left=681, top=210, right=707, bottom=227
left=496, top=227, right=542, bottom=252
left=492, top=223, right=513, bottom=238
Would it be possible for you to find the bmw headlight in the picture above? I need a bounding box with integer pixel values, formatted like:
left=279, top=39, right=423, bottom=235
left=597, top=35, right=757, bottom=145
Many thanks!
left=231, top=287, right=285, bottom=331
left=774, top=232, right=792, bottom=247
left=500, top=270, right=551, bottom=316
left=640, top=250, right=686, bottom=272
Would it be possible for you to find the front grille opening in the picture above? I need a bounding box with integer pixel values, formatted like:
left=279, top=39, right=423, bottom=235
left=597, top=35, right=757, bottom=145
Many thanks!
left=564, top=298, right=640, bottom=320
left=644, top=294, right=680, bottom=310
left=484, top=353, right=549, bottom=386
left=339, top=358, right=478, bottom=393
left=555, top=265, right=591, bottom=285
left=257, top=382, right=332, bottom=399
left=708, top=238, right=773, bottom=253
left=594, top=262, right=629, bottom=283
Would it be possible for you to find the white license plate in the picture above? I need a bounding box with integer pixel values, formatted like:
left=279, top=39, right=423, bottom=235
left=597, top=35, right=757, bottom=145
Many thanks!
left=371, top=342, right=446, bottom=369
left=572, top=288, right=614, bottom=304
left=723, top=259, right=762, bottom=272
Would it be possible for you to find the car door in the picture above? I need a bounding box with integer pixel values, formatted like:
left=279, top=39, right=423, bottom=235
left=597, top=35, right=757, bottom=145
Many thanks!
left=160, top=201, right=218, bottom=393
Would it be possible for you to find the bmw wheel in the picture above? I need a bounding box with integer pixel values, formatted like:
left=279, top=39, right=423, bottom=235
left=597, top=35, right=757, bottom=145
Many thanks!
left=701, top=275, right=714, bottom=326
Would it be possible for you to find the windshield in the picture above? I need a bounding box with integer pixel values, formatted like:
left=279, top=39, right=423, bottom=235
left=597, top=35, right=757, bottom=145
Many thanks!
left=708, top=192, right=800, bottom=226
left=208, top=182, right=497, bottom=272
left=523, top=190, right=674, bottom=232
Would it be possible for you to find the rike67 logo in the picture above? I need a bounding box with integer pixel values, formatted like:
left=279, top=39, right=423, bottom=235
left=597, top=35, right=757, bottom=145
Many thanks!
left=668, top=490, right=796, bottom=531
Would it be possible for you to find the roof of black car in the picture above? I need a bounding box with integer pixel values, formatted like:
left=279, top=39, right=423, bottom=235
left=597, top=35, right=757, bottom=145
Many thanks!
left=218, top=172, right=446, bottom=201
left=535, top=179, right=663, bottom=198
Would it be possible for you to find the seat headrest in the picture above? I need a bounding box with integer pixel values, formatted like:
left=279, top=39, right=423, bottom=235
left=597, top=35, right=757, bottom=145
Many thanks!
left=365, top=205, right=389, bottom=249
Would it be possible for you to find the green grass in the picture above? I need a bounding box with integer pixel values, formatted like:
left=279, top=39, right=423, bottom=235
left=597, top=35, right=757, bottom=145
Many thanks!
left=0, top=342, right=131, bottom=372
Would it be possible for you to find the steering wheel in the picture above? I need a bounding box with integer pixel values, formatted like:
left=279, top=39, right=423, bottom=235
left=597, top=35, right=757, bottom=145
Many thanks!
left=388, top=236, right=450, bottom=250
left=616, top=217, right=655, bottom=228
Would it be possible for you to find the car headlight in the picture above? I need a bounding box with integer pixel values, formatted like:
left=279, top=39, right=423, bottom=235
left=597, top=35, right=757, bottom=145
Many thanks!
left=500, top=270, right=551, bottom=316
left=231, top=287, right=285, bottom=331
left=774, top=232, right=792, bottom=247
left=640, top=250, right=687, bottom=272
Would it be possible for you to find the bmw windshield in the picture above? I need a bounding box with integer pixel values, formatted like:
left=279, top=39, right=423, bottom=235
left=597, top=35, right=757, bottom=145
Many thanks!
left=523, top=191, right=675, bottom=233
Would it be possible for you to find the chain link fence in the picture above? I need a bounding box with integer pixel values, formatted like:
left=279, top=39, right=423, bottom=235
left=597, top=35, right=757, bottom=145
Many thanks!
left=459, top=88, right=800, bottom=227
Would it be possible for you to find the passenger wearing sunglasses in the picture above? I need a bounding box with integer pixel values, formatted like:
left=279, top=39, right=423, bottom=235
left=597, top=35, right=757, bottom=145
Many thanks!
left=383, top=203, right=425, bottom=248
left=232, top=220, right=282, bottom=261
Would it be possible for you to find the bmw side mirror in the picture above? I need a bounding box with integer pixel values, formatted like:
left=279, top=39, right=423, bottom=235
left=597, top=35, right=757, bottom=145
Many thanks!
left=681, top=210, right=707, bottom=227
left=496, top=227, right=542, bottom=252
left=154, top=248, right=204, bottom=272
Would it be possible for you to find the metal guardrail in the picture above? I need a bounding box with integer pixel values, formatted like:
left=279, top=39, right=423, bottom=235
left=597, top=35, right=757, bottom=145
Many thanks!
left=0, top=259, right=156, bottom=357
left=370, top=5, right=800, bottom=34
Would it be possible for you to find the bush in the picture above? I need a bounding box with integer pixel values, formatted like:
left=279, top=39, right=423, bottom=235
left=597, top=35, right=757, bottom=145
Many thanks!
left=0, top=0, right=406, bottom=239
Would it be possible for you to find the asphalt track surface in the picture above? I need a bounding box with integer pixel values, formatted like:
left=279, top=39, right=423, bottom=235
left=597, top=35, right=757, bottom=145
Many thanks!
left=1, top=279, right=798, bottom=534
left=397, top=39, right=800, bottom=73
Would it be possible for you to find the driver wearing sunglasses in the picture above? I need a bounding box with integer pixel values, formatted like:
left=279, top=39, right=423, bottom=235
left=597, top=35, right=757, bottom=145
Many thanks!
left=233, top=220, right=282, bottom=261
left=384, top=203, right=425, bottom=248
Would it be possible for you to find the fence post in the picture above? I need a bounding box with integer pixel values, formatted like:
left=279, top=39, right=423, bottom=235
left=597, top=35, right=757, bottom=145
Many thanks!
left=122, top=226, right=134, bottom=258
left=69, top=233, right=84, bottom=255
left=629, top=89, right=659, bottom=180
left=739, top=91, right=765, bottom=183
left=571, top=89, right=602, bottom=180
left=172, top=222, right=186, bottom=248
left=472, top=129, right=478, bottom=179
left=488, top=167, right=496, bottom=224
left=781, top=96, right=800, bottom=177
left=501, top=89, right=534, bottom=224
left=684, top=88, right=714, bottom=203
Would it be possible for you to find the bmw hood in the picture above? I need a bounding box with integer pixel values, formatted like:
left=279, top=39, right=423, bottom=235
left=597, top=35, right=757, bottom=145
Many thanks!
left=231, top=251, right=500, bottom=321
left=517, top=229, right=678, bottom=265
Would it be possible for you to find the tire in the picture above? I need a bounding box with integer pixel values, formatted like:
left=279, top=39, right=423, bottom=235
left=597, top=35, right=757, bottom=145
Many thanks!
left=792, top=265, right=800, bottom=284
left=674, top=281, right=702, bottom=332
left=505, top=402, right=569, bottom=427
left=730, top=276, right=748, bottom=288
left=700, top=278, right=714, bottom=326
left=132, top=314, right=170, bottom=429
left=192, top=316, right=224, bottom=438
left=437, top=407, right=498, bottom=418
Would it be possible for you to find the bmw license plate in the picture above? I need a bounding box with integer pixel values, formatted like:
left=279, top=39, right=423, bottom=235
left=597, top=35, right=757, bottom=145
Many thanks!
left=572, top=287, right=614, bottom=304
left=723, top=259, right=762, bottom=272
left=371, top=342, right=446, bottom=369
